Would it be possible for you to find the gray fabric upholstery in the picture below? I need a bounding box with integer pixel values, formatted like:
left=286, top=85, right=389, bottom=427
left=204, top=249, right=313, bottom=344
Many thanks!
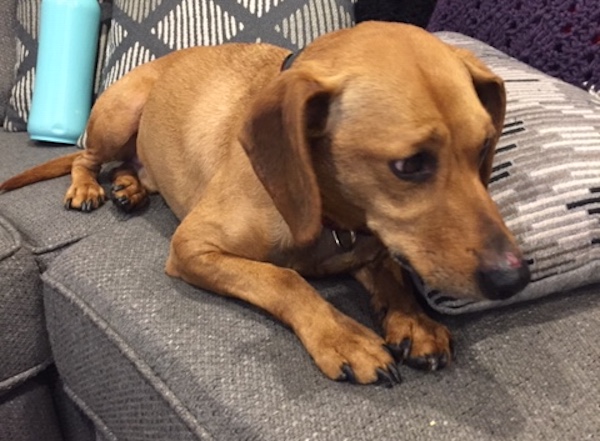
left=0, top=216, right=51, bottom=390
left=0, top=133, right=170, bottom=257
left=0, top=132, right=67, bottom=441
left=0, top=374, right=63, bottom=441
left=43, top=216, right=600, bottom=440
left=53, top=379, right=97, bottom=441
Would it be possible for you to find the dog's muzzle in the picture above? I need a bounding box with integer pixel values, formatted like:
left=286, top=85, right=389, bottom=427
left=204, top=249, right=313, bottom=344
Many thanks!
left=393, top=251, right=531, bottom=301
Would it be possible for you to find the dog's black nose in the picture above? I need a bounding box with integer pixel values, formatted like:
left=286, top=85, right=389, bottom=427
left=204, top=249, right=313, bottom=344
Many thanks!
left=476, top=253, right=531, bottom=300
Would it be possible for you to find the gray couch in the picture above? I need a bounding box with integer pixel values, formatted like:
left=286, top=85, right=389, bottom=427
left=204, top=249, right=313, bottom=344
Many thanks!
left=1, top=6, right=600, bottom=441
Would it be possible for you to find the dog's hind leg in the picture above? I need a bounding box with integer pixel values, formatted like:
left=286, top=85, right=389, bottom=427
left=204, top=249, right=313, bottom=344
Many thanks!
left=64, top=61, right=164, bottom=212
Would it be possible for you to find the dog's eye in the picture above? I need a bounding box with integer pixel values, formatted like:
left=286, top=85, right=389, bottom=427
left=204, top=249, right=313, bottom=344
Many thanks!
left=389, top=152, right=435, bottom=182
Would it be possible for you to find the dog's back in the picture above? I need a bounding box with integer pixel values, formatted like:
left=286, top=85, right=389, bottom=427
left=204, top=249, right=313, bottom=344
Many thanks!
left=135, top=44, right=289, bottom=220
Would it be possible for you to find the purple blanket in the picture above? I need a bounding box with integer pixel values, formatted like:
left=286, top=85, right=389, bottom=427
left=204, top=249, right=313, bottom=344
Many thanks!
left=428, top=0, right=600, bottom=94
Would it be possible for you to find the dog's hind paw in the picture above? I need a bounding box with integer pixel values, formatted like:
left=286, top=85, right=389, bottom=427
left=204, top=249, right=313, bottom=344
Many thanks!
left=110, top=179, right=148, bottom=213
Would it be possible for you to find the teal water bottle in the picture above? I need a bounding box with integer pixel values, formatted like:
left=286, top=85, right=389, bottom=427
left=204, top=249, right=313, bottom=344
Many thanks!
left=28, top=0, right=100, bottom=144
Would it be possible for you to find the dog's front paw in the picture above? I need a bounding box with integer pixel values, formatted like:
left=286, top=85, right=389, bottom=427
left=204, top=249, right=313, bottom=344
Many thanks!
left=299, top=311, right=401, bottom=386
left=64, top=182, right=106, bottom=212
left=383, top=311, right=453, bottom=372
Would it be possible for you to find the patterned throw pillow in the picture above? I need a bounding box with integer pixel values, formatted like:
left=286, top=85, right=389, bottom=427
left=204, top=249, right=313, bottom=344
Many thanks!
left=0, top=0, right=17, bottom=125
left=3, top=0, right=112, bottom=133
left=424, top=33, right=600, bottom=314
left=99, top=0, right=356, bottom=91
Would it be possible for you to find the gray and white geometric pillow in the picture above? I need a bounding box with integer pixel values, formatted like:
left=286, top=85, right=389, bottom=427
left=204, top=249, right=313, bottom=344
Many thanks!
left=426, top=33, right=600, bottom=314
left=99, top=0, right=356, bottom=91
left=3, top=0, right=112, bottom=134
left=3, top=0, right=40, bottom=132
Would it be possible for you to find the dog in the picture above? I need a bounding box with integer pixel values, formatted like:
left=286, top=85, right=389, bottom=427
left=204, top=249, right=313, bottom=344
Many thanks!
left=0, top=22, right=530, bottom=386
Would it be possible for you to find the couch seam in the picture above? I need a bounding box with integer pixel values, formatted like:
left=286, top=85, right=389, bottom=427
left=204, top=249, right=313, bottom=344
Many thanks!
left=0, top=215, right=22, bottom=260
left=42, top=272, right=217, bottom=441
left=60, top=381, right=119, bottom=441
left=0, top=358, right=53, bottom=395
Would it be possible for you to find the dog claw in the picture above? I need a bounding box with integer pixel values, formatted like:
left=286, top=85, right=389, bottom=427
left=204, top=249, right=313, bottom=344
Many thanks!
left=387, top=338, right=412, bottom=362
left=337, top=364, right=357, bottom=383
left=438, top=353, right=449, bottom=369
left=387, top=363, right=402, bottom=384
left=111, top=193, right=132, bottom=211
left=64, top=199, right=72, bottom=210
left=111, top=184, right=125, bottom=192
left=375, top=368, right=395, bottom=388
left=336, top=363, right=401, bottom=386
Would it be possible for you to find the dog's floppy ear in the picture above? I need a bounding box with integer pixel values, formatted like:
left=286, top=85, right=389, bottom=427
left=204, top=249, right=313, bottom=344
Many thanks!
left=239, top=70, right=334, bottom=246
left=452, top=47, right=507, bottom=187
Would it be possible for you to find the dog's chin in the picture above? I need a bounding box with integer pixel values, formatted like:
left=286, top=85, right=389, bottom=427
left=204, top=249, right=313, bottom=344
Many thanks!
left=392, top=253, right=486, bottom=302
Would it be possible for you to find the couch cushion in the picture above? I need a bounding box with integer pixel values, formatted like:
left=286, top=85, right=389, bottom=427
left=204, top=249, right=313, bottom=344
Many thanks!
left=0, top=132, right=172, bottom=264
left=43, top=216, right=600, bottom=440
left=0, top=373, right=63, bottom=441
left=0, top=215, right=52, bottom=392
left=423, top=32, right=600, bottom=313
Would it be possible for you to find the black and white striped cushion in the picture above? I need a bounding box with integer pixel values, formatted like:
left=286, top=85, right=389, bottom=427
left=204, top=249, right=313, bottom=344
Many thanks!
left=99, top=0, right=356, bottom=92
left=426, top=33, right=600, bottom=314
left=3, top=0, right=38, bottom=132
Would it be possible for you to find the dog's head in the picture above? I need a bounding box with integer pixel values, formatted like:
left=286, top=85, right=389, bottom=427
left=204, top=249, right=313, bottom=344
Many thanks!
left=239, top=22, right=530, bottom=301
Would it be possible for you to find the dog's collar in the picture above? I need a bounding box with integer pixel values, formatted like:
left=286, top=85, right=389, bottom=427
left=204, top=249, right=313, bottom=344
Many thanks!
left=322, top=217, right=372, bottom=252
left=281, top=49, right=304, bottom=71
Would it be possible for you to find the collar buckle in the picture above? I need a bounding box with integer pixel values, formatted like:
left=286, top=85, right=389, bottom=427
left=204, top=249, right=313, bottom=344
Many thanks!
left=331, top=229, right=357, bottom=251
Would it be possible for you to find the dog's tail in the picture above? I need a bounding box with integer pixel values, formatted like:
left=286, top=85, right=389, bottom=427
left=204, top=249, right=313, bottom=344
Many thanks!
left=0, top=152, right=81, bottom=192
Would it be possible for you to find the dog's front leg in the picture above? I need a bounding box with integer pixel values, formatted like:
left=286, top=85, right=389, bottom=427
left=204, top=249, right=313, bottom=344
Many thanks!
left=166, top=223, right=400, bottom=386
left=64, top=151, right=106, bottom=212
left=353, top=256, right=453, bottom=372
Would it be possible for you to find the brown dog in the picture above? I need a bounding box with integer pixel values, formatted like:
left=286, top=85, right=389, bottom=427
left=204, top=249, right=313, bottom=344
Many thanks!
left=1, top=22, right=530, bottom=385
